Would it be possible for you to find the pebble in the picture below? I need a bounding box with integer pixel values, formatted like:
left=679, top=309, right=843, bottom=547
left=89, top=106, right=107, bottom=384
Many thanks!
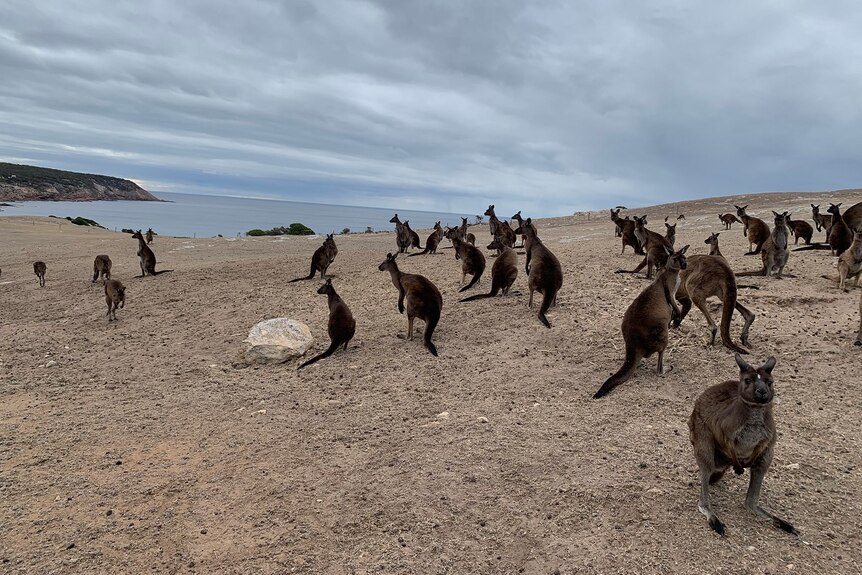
left=786, top=463, right=800, bottom=470
left=477, top=417, right=489, bottom=424
left=436, top=411, right=449, bottom=420
left=45, top=360, right=57, bottom=368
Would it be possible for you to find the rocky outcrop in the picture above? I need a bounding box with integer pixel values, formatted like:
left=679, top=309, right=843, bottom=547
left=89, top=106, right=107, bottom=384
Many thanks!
left=0, top=162, right=161, bottom=202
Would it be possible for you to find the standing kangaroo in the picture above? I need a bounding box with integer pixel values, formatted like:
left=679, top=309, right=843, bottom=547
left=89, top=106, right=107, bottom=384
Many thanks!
left=389, top=214, right=411, bottom=253
left=33, top=261, right=47, bottom=287
left=484, top=204, right=502, bottom=238
left=289, top=234, right=337, bottom=282
left=736, top=211, right=790, bottom=278
left=689, top=354, right=798, bottom=537
left=513, top=218, right=563, bottom=328
left=145, top=228, right=154, bottom=244
left=403, top=220, right=422, bottom=250
left=131, top=230, right=171, bottom=276
left=734, top=205, right=770, bottom=255
left=92, top=255, right=112, bottom=283
left=705, top=232, right=723, bottom=257
left=827, top=203, right=853, bottom=256
left=617, top=215, right=643, bottom=255
left=822, top=228, right=862, bottom=291
left=409, top=222, right=443, bottom=256
left=784, top=214, right=813, bottom=245
left=450, top=236, right=486, bottom=292
left=811, top=204, right=831, bottom=234
left=718, top=213, right=741, bottom=230
left=298, top=279, right=356, bottom=369
left=378, top=252, right=442, bottom=356
left=460, top=217, right=475, bottom=246
left=460, top=239, right=518, bottom=302
left=617, top=216, right=673, bottom=279
left=594, top=245, right=689, bottom=399
left=104, top=279, right=126, bottom=321
left=673, top=237, right=754, bottom=354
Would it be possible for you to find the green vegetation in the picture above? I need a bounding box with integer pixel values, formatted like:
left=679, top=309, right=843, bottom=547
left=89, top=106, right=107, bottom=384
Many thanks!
left=341, top=228, right=350, bottom=235
left=246, top=223, right=316, bottom=237
left=47, top=215, right=104, bottom=228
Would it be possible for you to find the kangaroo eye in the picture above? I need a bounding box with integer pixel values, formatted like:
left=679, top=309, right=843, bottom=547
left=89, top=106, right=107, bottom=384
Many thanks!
left=744, top=378, right=752, bottom=385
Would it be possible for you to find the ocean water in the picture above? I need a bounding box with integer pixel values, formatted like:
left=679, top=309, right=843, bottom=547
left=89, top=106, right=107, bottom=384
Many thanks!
left=0, top=192, right=471, bottom=237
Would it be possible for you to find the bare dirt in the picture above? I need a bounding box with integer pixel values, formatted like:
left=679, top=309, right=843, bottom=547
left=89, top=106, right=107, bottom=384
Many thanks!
left=1, top=191, right=861, bottom=574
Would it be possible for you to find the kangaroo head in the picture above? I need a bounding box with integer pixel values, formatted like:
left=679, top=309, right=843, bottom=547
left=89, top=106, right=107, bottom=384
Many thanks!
left=664, top=244, right=689, bottom=270
left=665, top=222, right=676, bottom=232
left=389, top=214, right=399, bottom=224
left=131, top=230, right=143, bottom=240
left=317, top=278, right=334, bottom=295
left=828, top=203, right=842, bottom=215
left=735, top=353, right=776, bottom=406
left=378, top=252, right=398, bottom=271
left=514, top=210, right=523, bottom=220
left=704, top=232, right=720, bottom=245
left=633, top=215, right=646, bottom=230
left=461, top=217, right=468, bottom=225
left=735, top=205, right=748, bottom=217
left=487, top=238, right=504, bottom=251
left=484, top=205, right=495, bottom=217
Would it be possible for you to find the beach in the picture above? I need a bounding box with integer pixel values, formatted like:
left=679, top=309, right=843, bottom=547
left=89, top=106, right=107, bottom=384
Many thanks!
left=1, top=191, right=861, bottom=574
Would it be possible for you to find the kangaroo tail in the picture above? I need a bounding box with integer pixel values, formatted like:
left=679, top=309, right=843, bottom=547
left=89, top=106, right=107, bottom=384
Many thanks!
left=537, top=287, right=556, bottom=328
left=151, top=269, right=173, bottom=275
left=793, top=243, right=832, bottom=252
left=423, top=306, right=440, bottom=357
left=289, top=263, right=317, bottom=283
left=408, top=248, right=430, bottom=257
left=735, top=269, right=765, bottom=277
left=594, top=347, right=642, bottom=399
left=458, top=268, right=483, bottom=292
left=821, top=274, right=839, bottom=283
left=297, top=340, right=340, bottom=369
left=720, top=285, right=748, bottom=354
left=459, top=289, right=498, bottom=302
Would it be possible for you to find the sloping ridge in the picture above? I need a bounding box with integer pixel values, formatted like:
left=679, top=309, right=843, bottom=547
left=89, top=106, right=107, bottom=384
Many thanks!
left=0, top=162, right=161, bottom=202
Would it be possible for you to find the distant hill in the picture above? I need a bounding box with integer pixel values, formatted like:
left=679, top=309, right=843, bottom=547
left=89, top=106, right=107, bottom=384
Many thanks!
left=0, top=162, right=161, bottom=202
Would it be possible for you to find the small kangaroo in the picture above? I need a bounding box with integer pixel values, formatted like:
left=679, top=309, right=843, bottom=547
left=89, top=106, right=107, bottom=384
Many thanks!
left=674, top=239, right=754, bottom=354
left=378, top=252, right=443, bottom=356
left=610, top=209, right=624, bottom=237
left=734, top=205, right=770, bottom=255
left=827, top=203, right=853, bottom=256
left=131, top=230, right=171, bottom=277
left=705, top=232, right=723, bottom=257
left=784, top=214, right=813, bottom=245
left=450, top=236, right=486, bottom=292
left=719, top=213, right=741, bottom=230
left=145, top=228, right=154, bottom=244
left=689, top=354, right=798, bottom=537
left=104, top=279, right=126, bottom=321
left=736, top=211, right=790, bottom=278
left=409, top=222, right=444, bottom=256
left=594, top=245, right=689, bottom=398
left=513, top=210, right=529, bottom=245
left=404, top=220, right=422, bottom=250
left=617, top=216, right=672, bottom=279
left=811, top=204, right=831, bottom=234
left=92, top=255, right=112, bottom=283
left=33, top=261, right=47, bottom=287
left=460, top=239, right=518, bottom=302
left=289, top=234, right=338, bottom=282
left=822, top=228, right=862, bottom=291
left=513, top=218, right=563, bottom=328
left=460, top=217, right=476, bottom=246
left=389, top=214, right=411, bottom=253
left=298, top=279, right=356, bottom=369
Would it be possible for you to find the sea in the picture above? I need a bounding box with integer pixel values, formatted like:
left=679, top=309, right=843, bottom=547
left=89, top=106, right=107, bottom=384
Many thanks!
left=0, top=192, right=471, bottom=238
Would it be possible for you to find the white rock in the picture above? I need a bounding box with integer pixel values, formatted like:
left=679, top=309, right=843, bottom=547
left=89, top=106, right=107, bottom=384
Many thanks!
left=45, top=360, right=57, bottom=368
left=436, top=411, right=449, bottom=420
left=786, top=463, right=800, bottom=470
left=243, top=318, right=313, bottom=364
left=477, top=416, right=489, bottom=424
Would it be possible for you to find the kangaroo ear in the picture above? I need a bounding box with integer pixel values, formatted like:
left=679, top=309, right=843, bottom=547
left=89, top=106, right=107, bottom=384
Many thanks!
left=735, top=353, right=751, bottom=373
left=811, top=203, right=816, bottom=208
left=772, top=210, right=780, bottom=217
left=663, top=244, right=674, bottom=256
left=679, top=244, right=690, bottom=254
left=526, top=217, right=532, bottom=224
left=326, top=278, right=332, bottom=285
left=763, top=356, right=777, bottom=373
left=716, top=232, right=720, bottom=237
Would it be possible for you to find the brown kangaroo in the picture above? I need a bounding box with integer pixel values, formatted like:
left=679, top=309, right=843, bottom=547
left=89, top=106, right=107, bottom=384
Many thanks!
left=289, top=234, right=338, bottom=282
left=131, top=230, right=171, bottom=277
left=460, top=239, right=518, bottom=302
left=298, top=279, right=356, bottom=369
left=674, top=238, right=754, bottom=354
left=460, top=217, right=475, bottom=246
left=689, top=354, right=798, bottom=537
left=389, top=214, right=411, bottom=253
left=736, top=211, right=790, bottom=278
left=104, top=279, right=126, bottom=321
left=734, top=205, right=770, bottom=255
left=513, top=218, right=563, bottom=328
left=92, top=255, right=112, bottom=283
left=811, top=204, right=831, bottom=234
left=822, top=228, right=862, bottom=291
left=719, top=213, right=740, bottom=230
left=450, top=236, right=486, bottom=292
left=409, top=222, right=443, bottom=256
left=404, top=220, right=422, bottom=250
left=610, top=209, right=624, bottom=237
left=827, top=203, right=853, bottom=256
left=594, top=245, right=689, bottom=398
left=513, top=210, right=529, bottom=245
left=617, top=216, right=673, bottom=279
left=618, top=216, right=643, bottom=255
left=378, top=252, right=442, bottom=356
left=33, top=261, right=47, bottom=287
left=705, top=232, right=723, bottom=257
left=496, top=220, right=517, bottom=248
left=842, top=201, right=862, bottom=232
left=784, top=214, right=813, bottom=245
left=484, top=204, right=502, bottom=238
left=145, top=228, right=154, bottom=244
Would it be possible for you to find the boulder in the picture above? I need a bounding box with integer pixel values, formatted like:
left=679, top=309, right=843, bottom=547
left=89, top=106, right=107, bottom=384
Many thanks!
left=243, top=318, right=313, bottom=364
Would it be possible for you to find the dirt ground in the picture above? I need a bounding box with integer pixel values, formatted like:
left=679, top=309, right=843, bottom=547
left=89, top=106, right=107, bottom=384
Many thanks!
left=1, top=191, right=861, bottom=574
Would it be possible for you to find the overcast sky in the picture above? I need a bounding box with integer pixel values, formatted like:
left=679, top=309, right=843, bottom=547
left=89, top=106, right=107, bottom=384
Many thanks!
left=2, top=1, right=862, bottom=216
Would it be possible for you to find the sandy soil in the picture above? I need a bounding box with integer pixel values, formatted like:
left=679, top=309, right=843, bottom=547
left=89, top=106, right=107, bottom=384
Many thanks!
left=1, top=192, right=861, bottom=574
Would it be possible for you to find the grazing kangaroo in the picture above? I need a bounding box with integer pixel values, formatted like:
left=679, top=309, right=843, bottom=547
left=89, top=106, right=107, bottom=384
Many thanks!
left=131, top=230, right=171, bottom=277
left=378, top=252, right=443, bottom=356
left=389, top=214, right=411, bottom=253
left=298, top=279, right=356, bottom=369
left=460, top=239, right=518, bottom=302
left=594, top=245, right=689, bottom=398
left=719, top=213, right=741, bottom=230
left=784, top=214, right=813, bottom=245
left=689, top=354, right=798, bottom=537
left=289, top=234, right=338, bottom=282
left=460, top=217, right=476, bottom=246
left=104, top=279, right=126, bottom=321
left=674, top=239, right=754, bottom=354
left=33, top=261, right=46, bottom=287
left=735, top=205, right=770, bottom=255
left=409, top=222, right=444, bottom=256
left=404, top=220, right=422, bottom=250
left=811, top=204, right=831, bottom=234
left=736, top=212, right=790, bottom=278
left=513, top=218, right=563, bottom=328
left=145, top=228, right=154, bottom=244
left=450, top=236, right=486, bottom=292
left=822, top=228, right=862, bottom=291
left=617, top=216, right=673, bottom=279
left=827, top=203, right=853, bottom=256
left=92, top=255, right=112, bottom=283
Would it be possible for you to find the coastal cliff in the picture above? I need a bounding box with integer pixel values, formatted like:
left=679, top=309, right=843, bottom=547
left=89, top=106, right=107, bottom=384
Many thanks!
left=0, top=162, right=161, bottom=202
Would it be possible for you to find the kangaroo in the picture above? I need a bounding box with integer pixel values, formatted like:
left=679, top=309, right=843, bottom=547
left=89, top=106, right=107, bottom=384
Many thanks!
left=459, top=217, right=475, bottom=246
left=298, top=279, right=356, bottom=369
left=33, top=261, right=46, bottom=287
left=811, top=204, right=831, bottom=234
left=145, top=228, right=154, bottom=244
left=719, top=213, right=741, bottom=230
left=289, top=234, right=338, bottom=282
left=92, top=255, right=112, bottom=283
left=389, top=214, right=411, bottom=253
left=843, top=201, right=862, bottom=232
left=484, top=204, right=502, bottom=238
left=784, top=214, right=813, bottom=245
left=827, top=203, right=853, bottom=256
left=689, top=354, right=798, bottom=537
left=513, top=218, right=563, bottom=328
left=131, top=230, right=171, bottom=277
left=737, top=211, right=790, bottom=278
left=460, top=239, right=518, bottom=302
left=664, top=222, right=677, bottom=248
left=104, top=279, right=126, bottom=321
left=451, top=237, right=486, bottom=292
left=618, top=216, right=643, bottom=255
left=617, top=216, right=673, bottom=279
left=378, top=252, right=442, bottom=356
left=677, top=214, right=686, bottom=221
left=513, top=209, right=529, bottom=245
left=610, top=209, right=624, bottom=237
left=404, top=220, right=422, bottom=250
left=409, top=222, right=443, bottom=256
left=496, top=219, right=517, bottom=248
left=705, top=232, right=723, bottom=257
left=594, top=245, right=689, bottom=398
left=674, top=239, right=754, bottom=354
left=822, top=228, right=862, bottom=291
left=734, top=205, right=770, bottom=255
